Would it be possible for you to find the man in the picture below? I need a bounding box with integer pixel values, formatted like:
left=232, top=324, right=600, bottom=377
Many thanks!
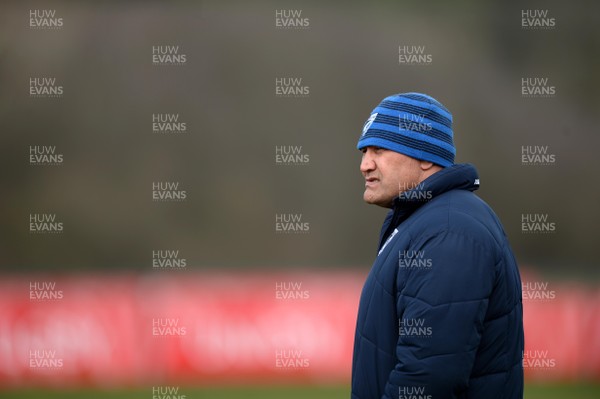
left=351, top=93, right=524, bottom=399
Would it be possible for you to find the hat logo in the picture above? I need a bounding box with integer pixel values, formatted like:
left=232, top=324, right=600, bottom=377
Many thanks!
left=361, top=113, right=378, bottom=137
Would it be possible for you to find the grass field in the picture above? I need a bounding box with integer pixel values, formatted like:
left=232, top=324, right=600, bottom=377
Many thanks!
left=2, top=383, right=600, bottom=398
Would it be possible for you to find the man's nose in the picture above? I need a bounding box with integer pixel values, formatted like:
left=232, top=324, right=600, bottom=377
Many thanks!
left=360, top=151, right=375, bottom=174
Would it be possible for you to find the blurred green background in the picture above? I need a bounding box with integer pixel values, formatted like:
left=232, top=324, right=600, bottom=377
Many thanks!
left=1, top=0, right=598, bottom=275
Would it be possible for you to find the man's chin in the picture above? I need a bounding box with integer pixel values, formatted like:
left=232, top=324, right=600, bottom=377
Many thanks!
left=363, top=191, right=393, bottom=208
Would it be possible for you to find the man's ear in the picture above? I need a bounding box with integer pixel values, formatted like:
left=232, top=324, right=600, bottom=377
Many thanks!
left=419, top=160, right=435, bottom=171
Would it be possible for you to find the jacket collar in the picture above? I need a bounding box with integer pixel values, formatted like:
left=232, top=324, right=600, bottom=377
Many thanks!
left=378, top=163, right=480, bottom=250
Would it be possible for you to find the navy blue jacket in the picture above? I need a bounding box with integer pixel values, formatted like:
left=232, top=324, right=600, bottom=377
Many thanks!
left=351, top=163, right=524, bottom=399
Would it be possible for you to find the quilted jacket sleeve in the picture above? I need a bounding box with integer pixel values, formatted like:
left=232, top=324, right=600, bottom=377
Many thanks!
left=383, top=230, right=497, bottom=399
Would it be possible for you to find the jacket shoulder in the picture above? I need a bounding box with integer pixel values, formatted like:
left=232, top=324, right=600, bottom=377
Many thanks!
left=404, top=190, right=506, bottom=252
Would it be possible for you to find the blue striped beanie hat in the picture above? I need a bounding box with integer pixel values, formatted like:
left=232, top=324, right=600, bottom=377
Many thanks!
left=357, top=92, right=455, bottom=167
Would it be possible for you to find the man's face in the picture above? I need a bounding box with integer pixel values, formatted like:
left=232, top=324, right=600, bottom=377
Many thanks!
left=360, top=146, right=423, bottom=208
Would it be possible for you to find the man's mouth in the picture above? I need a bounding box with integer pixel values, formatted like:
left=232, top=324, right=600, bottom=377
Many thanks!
left=365, top=177, right=379, bottom=187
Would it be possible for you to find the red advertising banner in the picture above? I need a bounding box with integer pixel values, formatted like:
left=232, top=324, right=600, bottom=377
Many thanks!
left=0, top=271, right=598, bottom=387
